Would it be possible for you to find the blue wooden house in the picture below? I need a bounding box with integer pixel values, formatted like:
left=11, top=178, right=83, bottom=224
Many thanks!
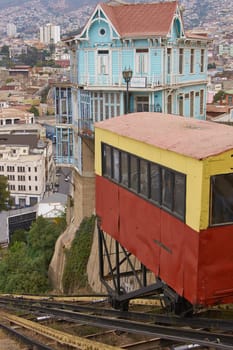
left=55, top=0, right=209, bottom=168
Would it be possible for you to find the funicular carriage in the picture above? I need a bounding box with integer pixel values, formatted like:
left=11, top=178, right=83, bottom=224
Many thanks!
left=95, top=113, right=233, bottom=314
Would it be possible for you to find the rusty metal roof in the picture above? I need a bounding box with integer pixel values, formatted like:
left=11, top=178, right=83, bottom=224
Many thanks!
left=95, top=112, right=233, bottom=160
left=100, top=1, right=178, bottom=38
left=0, top=134, right=38, bottom=148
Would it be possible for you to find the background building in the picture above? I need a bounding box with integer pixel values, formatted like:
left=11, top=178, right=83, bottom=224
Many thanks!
left=40, top=23, right=61, bottom=44
left=0, top=113, right=56, bottom=208
left=0, top=134, right=55, bottom=208
left=0, top=107, right=34, bottom=126
left=7, top=23, right=17, bottom=38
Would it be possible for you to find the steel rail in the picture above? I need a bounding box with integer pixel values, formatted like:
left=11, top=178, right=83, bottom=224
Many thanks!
left=0, top=293, right=161, bottom=306
left=0, top=311, right=122, bottom=350
left=1, top=296, right=233, bottom=333
left=6, top=297, right=232, bottom=332
left=4, top=302, right=233, bottom=350
left=0, top=322, right=54, bottom=350
left=41, top=299, right=233, bottom=331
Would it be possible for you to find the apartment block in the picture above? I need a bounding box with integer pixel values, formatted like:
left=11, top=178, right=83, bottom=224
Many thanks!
left=40, top=23, right=60, bottom=44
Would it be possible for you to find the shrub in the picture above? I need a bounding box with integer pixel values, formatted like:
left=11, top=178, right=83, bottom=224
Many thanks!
left=62, top=215, right=95, bottom=294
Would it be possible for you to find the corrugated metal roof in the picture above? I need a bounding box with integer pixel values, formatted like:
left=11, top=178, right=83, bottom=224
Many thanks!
left=0, top=134, right=38, bottom=148
left=95, top=112, right=233, bottom=160
left=101, top=1, right=178, bottom=37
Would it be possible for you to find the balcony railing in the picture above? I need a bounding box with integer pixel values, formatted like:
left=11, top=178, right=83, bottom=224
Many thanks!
left=71, top=74, right=206, bottom=88
left=78, top=119, right=94, bottom=138
left=77, top=74, right=163, bottom=87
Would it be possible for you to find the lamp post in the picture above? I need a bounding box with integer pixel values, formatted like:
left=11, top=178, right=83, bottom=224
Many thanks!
left=122, top=67, right=133, bottom=114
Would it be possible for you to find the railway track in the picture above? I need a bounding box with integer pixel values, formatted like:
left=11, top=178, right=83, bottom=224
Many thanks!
left=0, top=295, right=232, bottom=349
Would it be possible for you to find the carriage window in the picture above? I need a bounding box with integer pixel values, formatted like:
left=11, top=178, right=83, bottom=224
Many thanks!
left=130, top=155, right=138, bottom=192
left=139, top=159, right=148, bottom=197
left=174, top=173, right=186, bottom=218
left=121, top=152, right=129, bottom=187
left=113, top=149, right=120, bottom=182
left=162, top=168, right=173, bottom=210
left=211, top=173, right=233, bottom=225
left=150, top=163, right=160, bottom=203
left=102, top=144, right=111, bottom=177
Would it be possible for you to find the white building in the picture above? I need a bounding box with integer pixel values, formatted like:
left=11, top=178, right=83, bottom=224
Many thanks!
left=0, top=107, right=34, bottom=126
left=0, top=133, right=56, bottom=208
left=37, top=192, right=67, bottom=218
left=7, top=23, right=17, bottom=38
left=40, top=23, right=60, bottom=44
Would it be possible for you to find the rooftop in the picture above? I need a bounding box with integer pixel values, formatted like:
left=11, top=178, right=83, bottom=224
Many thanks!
left=100, top=1, right=178, bottom=38
left=0, top=134, right=38, bottom=148
left=95, top=112, right=233, bottom=160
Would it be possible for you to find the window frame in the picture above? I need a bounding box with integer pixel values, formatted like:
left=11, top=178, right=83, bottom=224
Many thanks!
left=135, top=48, right=149, bottom=75
left=190, top=48, right=195, bottom=74
left=210, top=173, right=233, bottom=226
left=179, top=48, right=184, bottom=75
left=200, top=49, right=205, bottom=73
left=190, top=91, right=195, bottom=117
left=97, top=50, right=109, bottom=75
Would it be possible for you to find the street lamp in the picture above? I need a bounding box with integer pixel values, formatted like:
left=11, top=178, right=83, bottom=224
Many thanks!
left=122, top=67, right=133, bottom=114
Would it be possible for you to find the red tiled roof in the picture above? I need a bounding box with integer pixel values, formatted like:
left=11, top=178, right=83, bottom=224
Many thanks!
left=95, top=112, right=233, bottom=160
left=100, top=1, right=178, bottom=37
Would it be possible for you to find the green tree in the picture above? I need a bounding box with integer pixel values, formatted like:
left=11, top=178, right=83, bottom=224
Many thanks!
left=63, top=216, right=95, bottom=293
left=17, top=46, right=40, bottom=66
left=10, top=229, right=27, bottom=245
left=28, top=216, right=63, bottom=266
left=0, top=215, right=66, bottom=294
left=207, top=62, right=216, bottom=69
left=213, top=90, right=225, bottom=103
left=0, top=45, right=9, bottom=57
left=0, top=175, right=11, bottom=211
left=28, top=105, right=39, bottom=117
left=0, top=242, right=49, bottom=293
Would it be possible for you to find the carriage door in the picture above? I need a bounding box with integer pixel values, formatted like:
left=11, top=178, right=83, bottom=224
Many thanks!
left=136, top=96, right=149, bottom=112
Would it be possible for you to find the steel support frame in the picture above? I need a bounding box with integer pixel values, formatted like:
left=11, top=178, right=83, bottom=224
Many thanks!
left=98, top=225, right=163, bottom=308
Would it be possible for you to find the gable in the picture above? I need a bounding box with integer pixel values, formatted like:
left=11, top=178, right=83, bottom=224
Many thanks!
left=79, top=4, right=120, bottom=41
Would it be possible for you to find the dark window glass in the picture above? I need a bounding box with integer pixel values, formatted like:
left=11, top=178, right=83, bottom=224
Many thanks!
left=211, top=173, right=233, bottom=225
left=113, top=148, right=120, bottom=182
left=179, top=48, right=183, bottom=74
left=150, top=163, right=160, bottom=203
left=162, top=168, right=173, bottom=210
left=139, top=159, right=148, bottom=197
left=130, top=155, right=138, bottom=192
left=174, top=173, right=185, bottom=217
left=102, top=144, right=111, bottom=177
left=121, top=152, right=129, bottom=187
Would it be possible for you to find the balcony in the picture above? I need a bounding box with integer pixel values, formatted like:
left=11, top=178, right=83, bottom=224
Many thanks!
left=72, top=73, right=206, bottom=89
left=78, top=119, right=94, bottom=138
left=77, top=74, right=162, bottom=88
